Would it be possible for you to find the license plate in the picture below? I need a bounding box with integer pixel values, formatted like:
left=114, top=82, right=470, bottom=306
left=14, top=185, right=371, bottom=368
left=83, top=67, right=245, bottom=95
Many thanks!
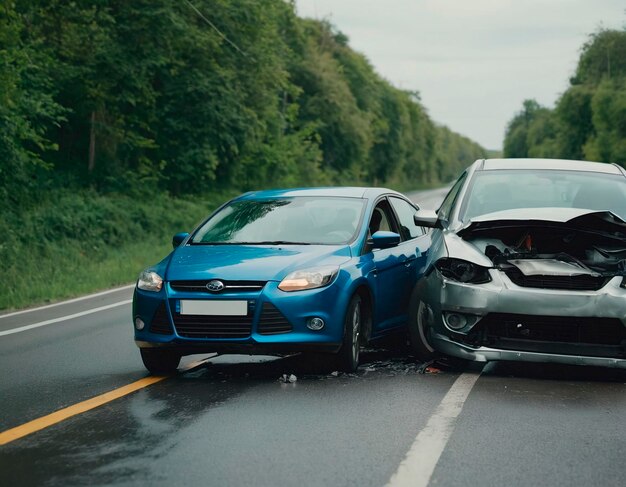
left=179, top=300, right=247, bottom=316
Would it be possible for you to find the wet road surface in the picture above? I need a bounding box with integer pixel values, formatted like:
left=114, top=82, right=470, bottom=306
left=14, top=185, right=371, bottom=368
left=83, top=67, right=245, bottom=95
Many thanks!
left=1, top=187, right=624, bottom=486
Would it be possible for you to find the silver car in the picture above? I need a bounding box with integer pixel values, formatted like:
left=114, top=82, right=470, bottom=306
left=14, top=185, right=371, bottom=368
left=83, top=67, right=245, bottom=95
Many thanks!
left=409, top=158, right=626, bottom=368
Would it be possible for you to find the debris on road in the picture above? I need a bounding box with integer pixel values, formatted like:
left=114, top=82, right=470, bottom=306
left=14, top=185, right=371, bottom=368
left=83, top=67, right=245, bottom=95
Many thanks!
left=279, top=374, right=297, bottom=383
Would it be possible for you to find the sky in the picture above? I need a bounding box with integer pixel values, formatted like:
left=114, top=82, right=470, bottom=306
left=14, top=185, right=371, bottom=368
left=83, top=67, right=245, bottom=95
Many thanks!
left=294, top=0, right=625, bottom=150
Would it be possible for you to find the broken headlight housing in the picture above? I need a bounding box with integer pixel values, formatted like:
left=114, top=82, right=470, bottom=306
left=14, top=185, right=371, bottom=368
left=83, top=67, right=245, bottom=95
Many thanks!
left=435, top=258, right=492, bottom=284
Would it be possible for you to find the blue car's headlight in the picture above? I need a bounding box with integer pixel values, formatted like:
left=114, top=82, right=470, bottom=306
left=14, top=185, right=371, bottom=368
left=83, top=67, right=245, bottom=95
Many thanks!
left=278, top=266, right=339, bottom=292
left=435, top=258, right=492, bottom=284
left=137, top=270, right=163, bottom=292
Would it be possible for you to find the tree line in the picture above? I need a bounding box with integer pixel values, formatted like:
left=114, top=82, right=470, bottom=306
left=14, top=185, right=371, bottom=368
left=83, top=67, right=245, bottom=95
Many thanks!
left=503, top=27, right=626, bottom=166
left=1, top=0, right=486, bottom=209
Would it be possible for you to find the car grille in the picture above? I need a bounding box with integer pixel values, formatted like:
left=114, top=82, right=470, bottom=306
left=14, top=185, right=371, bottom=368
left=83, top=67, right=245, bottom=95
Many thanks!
left=149, top=302, right=173, bottom=335
left=169, top=280, right=266, bottom=293
left=481, top=313, right=625, bottom=346
left=172, top=302, right=255, bottom=338
left=504, top=269, right=610, bottom=291
left=257, top=302, right=293, bottom=335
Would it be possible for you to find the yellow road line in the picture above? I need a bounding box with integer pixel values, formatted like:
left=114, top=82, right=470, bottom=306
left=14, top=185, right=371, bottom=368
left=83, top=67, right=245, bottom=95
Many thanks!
left=0, top=376, right=166, bottom=446
left=0, top=357, right=213, bottom=446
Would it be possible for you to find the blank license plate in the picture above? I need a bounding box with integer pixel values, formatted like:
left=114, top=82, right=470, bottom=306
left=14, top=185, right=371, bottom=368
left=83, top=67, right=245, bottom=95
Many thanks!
left=179, top=300, right=247, bottom=316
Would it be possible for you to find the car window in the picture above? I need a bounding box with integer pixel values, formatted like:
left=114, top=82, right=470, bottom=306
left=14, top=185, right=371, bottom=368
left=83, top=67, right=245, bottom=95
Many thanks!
left=389, top=197, right=425, bottom=240
left=438, top=172, right=467, bottom=223
left=368, top=199, right=399, bottom=236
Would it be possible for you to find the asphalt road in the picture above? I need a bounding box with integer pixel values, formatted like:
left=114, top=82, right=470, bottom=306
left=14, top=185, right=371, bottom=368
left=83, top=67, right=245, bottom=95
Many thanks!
left=1, top=187, right=624, bottom=487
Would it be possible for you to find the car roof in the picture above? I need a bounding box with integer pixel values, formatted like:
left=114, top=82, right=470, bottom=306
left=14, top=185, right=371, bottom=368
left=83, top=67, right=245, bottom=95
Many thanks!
left=236, top=187, right=399, bottom=200
left=479, top=158, right=623, bottom=175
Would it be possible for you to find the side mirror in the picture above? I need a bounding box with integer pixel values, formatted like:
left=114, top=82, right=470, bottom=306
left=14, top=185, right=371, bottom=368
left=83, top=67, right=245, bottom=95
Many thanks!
left=172, top=232, right=189, bottom=248
left=371, top=231, right=401, bottom=249
left=413, top=209, right=442, bottom=228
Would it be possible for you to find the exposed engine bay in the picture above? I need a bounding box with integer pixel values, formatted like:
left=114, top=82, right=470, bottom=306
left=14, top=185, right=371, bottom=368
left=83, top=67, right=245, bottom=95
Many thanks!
left=458, top=212, right=626, bottom=290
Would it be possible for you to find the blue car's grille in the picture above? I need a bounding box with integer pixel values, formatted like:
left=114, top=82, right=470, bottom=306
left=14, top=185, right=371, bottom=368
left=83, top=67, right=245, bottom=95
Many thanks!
left=169, top=280, right=266, bottom=293
left=172, top=302, right=255, bottom=339
left=149, top=302, right=173, bottom=335
left=258, top=302, right=293, bottom=335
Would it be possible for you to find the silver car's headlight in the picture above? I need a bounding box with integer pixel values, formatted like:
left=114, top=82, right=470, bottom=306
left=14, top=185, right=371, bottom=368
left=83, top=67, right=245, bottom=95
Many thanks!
left=435, top=258, right=492, bottom=284
left=137, top=270, right=163, bottom=292
left=278, top=266, right=338, bottom=292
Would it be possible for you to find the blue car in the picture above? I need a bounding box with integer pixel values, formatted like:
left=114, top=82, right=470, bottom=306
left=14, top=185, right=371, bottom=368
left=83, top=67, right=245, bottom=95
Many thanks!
left=133, top=187, right=430, bottom=374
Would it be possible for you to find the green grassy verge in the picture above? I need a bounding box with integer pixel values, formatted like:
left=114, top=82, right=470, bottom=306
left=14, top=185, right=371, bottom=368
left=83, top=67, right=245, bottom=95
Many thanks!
left=1, top=189, right=235, bottom=311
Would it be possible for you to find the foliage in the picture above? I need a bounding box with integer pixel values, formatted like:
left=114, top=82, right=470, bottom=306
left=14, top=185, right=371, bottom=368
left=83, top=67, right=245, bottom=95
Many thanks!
left=503, top=27, right=626, bottom=168
left=3, top=0, right=484, bottom=201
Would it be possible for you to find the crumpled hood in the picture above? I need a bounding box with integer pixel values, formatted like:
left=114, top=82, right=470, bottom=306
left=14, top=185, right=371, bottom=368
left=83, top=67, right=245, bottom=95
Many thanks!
left=457, top=208, right=626, bottom=239
left=165, top=244, right=352, bottom=282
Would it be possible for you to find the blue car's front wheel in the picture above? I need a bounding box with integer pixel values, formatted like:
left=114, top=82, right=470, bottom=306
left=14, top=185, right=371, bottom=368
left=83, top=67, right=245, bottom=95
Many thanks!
left=335, top=294, right=362, bottom=372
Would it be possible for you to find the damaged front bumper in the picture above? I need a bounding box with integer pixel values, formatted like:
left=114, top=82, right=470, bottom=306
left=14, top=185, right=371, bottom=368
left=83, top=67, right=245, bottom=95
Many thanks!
left=432, top=334, right=626, bottom=369
left=422, top=269, right=626, bottom=368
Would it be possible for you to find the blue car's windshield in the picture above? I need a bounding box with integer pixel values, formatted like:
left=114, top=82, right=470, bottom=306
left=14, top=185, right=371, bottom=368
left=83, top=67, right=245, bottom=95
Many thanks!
left=192, top=197, right=366, bottom=245
left=461, top=169, right=626, bottom=221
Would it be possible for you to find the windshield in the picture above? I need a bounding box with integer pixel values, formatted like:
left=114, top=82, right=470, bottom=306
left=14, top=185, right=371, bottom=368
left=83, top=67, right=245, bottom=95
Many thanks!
left=461, top=169, right=626, bottom=221
left=191, top=196, right=366, bottom=245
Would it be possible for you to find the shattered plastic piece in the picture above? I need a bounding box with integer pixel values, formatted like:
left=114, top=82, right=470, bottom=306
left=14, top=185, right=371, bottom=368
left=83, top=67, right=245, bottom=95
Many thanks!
left=425, top=366, right=442, bottom=374
left=331, top=371, right=339, bottom=377
left=288, top=374, right=297, bottom=383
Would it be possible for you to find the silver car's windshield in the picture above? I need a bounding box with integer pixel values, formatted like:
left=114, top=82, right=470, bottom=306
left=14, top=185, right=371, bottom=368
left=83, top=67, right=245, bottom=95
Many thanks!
left=192, top=197, right=365, bottom=245
left=461, top=169, right=626, bottom=221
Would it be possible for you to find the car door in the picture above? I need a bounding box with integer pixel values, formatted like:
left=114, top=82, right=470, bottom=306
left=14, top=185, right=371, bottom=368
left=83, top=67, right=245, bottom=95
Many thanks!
left=388, top=196, right=431, bottom=308
left=364, top=197, right=412, bottom=332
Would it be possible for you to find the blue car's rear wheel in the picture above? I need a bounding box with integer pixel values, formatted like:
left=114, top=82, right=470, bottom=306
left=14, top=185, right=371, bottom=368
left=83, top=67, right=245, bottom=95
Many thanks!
left=335, top=294, right=362, bottom=372
left=140, top=348, right=181, bottom=375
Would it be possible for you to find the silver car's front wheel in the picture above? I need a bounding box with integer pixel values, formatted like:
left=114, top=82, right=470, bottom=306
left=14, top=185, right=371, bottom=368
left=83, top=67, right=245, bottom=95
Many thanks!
left=408, top=291, right=438, bottom=362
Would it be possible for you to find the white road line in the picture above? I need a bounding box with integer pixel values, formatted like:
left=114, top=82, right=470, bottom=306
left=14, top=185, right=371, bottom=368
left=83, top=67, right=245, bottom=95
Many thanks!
left=0, top=284, right=135, bottom=319
left=386, top=372, right=481, bottom=487
left=0, top=300, right=133, bottom=337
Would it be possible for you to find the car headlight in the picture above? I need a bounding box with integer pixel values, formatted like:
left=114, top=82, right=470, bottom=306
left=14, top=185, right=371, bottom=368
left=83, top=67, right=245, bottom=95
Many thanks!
left=137, top=270, right=163, bottom=292
left=278, top=266, right=339, bottom=292
left=435, top=258, right=492, bottom=284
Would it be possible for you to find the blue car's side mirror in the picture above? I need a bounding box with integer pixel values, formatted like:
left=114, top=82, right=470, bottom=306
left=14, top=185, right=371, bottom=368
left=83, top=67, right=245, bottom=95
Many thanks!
left=371, top=231, right=401, bottom=249
left=172, top=232, right=189, bottom=248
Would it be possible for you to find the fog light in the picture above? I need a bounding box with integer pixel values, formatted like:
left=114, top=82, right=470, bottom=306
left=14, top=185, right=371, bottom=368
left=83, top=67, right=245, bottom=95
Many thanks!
left=445, top=312, right=467, bottom=330
left=307, top=317, right=325, bottom=331
left=135, top=317, right=145, bottom=331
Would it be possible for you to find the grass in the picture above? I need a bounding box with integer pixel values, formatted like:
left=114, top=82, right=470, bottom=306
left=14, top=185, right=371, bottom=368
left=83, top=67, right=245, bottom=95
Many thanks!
left=0, top=189, right=236, bottom=311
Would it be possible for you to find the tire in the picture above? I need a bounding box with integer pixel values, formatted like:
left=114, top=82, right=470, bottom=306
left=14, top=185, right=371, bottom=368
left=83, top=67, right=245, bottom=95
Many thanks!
left=335, top=293, right=363, bottom=372
left=140, top=348, right=181, bottom=375
left=407, top=290, right=438, bottom=362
